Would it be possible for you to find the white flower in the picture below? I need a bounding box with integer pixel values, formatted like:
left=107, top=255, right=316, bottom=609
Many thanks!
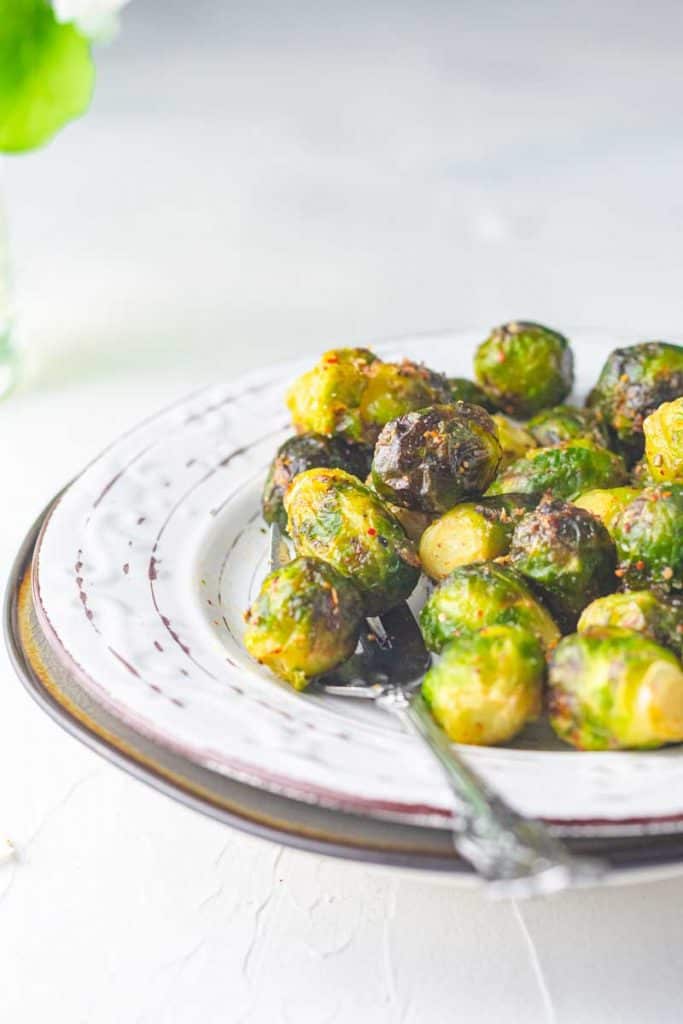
left=52, top=0, right=132, bottom=41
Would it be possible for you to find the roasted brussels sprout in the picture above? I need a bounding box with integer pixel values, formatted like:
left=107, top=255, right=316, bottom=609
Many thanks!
left=263, top=433, right=372, bottom=529
left=285, top=467, right=420, bottom=614
left=418, top=494, right=536, bottom=581
left=572, top=486, right=641, bottom=536
left=286, top=347, right=378, bottom=441
left=509, top=497, right=616, bottom=631
left=244, top=557, right=364, bottom=690
left=420, top=561, right=560, bottom=653
left=359, top=359, right=451, bottom=439
left=527, top=404, right=609, bottom=448
left=422, top=625, right=543, bottom=745
left=473, top=321, right=574, bottom=417
left=371, top=404, right=501, bottom=515
left=548, top=627, right=683, bottom=750
left=643, top=397, right=683, bottom=483
left=486, top=439, right=628, bottom=502
left=586, top=341, right=683, bottom=462
left=448, top=376, right=497, bottom=411
left=491, top=414, right=537, bottom=469
left=613, top=485, right=683, bottom=591
left=578, top=591, right=683, bottom=659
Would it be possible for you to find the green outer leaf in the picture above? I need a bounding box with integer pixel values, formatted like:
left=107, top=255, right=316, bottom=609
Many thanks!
left=0, top=0, right=95, bottom=153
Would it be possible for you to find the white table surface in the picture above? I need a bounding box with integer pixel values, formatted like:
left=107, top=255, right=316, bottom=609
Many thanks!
left=3, top=2, right=683, bottom=1020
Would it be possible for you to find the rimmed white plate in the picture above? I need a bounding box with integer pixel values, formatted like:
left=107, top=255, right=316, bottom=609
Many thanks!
left=32, top=329, right=683, bottom=830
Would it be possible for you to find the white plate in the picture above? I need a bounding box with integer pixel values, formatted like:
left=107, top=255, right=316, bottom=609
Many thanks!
left=33, top=329, right=683, bottom=828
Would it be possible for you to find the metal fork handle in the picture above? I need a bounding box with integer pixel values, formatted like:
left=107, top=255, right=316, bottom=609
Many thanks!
left=382, top=691, right=606, bottom=897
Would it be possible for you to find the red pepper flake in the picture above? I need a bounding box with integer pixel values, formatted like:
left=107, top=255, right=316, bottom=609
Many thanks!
left=496, top=350, right=506, bottom=364
left=325, top=355, right=339, bottom=364
left=615, top=568, right=626, bottom=578
left=635, top=560, right=645, bottom=571
left=367, top=527, right=377, bottom=536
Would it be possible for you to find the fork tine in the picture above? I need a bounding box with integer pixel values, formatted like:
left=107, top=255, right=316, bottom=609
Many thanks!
left=269, top=521, right=293, bottom=572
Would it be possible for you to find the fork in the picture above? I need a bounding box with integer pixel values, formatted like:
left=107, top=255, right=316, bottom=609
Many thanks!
left=269, top=523, right=605, bottom=896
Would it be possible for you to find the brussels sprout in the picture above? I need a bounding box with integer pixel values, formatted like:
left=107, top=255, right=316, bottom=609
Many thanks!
left=509, top=497, right=617, bottom=631
left=448, top=376, right=497, bottom=411
left=473, top=321, right=574, bottom=417
left=286, top=350, right=451, bottom=444
left=419, top=561, right=560, bottom=653
left=285, top=467, right=420, bottom=614
left=548, top=627, right=683, bottom=750
left=527, top=404, right=610, bottom=448
left=286, top=347, right=379, bottom=441
left=578, top=591, right=683, bottom=659
left=644, top=397, right=683, bottom=483
left=486, top=439, right=628, bottom=501
left=422, top=625, right=543, bottom=745
left=586, top=341, right=683, bottom=463
left=418, top=494, right=536, bottom=581
left=491, top=414, right=537, bottom=469
left=572, top=486, right=642, bottom=536
left=358, top=359, right=452, bottom=441
left=263, top=433, right=372, bottom=529
left=244, top=557, right=364, bottom=690
left=613, top=485, right=683, bottom=591
left=371, top=404, right=501, bottom=515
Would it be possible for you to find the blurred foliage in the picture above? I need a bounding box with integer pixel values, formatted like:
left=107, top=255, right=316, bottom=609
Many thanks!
left=0, top=0, right=94, bottom=153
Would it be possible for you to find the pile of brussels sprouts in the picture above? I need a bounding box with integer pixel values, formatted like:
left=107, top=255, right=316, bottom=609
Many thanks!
left=244, top=323, right=683, bottom=752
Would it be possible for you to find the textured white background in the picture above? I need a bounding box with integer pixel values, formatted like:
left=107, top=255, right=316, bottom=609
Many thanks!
left=3, top=1, right=683, bottom=1020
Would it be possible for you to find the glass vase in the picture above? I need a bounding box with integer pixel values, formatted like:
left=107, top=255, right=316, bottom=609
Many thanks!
left=0, top=166, right=18, bottom=398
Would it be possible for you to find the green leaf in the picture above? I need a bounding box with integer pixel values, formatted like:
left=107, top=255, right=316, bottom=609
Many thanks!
left=0, top=0, right=95, bottom=153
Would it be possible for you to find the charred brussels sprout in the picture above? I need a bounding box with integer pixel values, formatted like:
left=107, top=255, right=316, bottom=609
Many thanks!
left=644, top=397, right=683, bottom=483
left=586, top=341, right=683, bottom=463
left=613, top=485, right=683, bottom=590
left=263, top=433, right=372, bottom=529
left=548, top=627, right=683, bottom=750
left=284, top=467, right=420, bottom=615
left=419, top=494, right=536, bottom=581
left=371, top=404, right=501, bottom=515
left=578, top=591, right=683, bottom=659
left=486, top=439, right=627, bottom=502
left=448, top=376, right=497, bottom=411
left=286, top=347, right=378, bottom=441
left=473, top=321, right=574, bottom=417
left=510, top=497, right=616, bottom=631
left=422, top=625, right=543, bottom=745
left=491, top=414, right=537, bottom=469
left=572, top=486, right=641, bottom=536
left=420, top=561, right=560, bottom=653
left=527, top=404, right=609, bottom=448
left=244, top=557, right=364, bottom=690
